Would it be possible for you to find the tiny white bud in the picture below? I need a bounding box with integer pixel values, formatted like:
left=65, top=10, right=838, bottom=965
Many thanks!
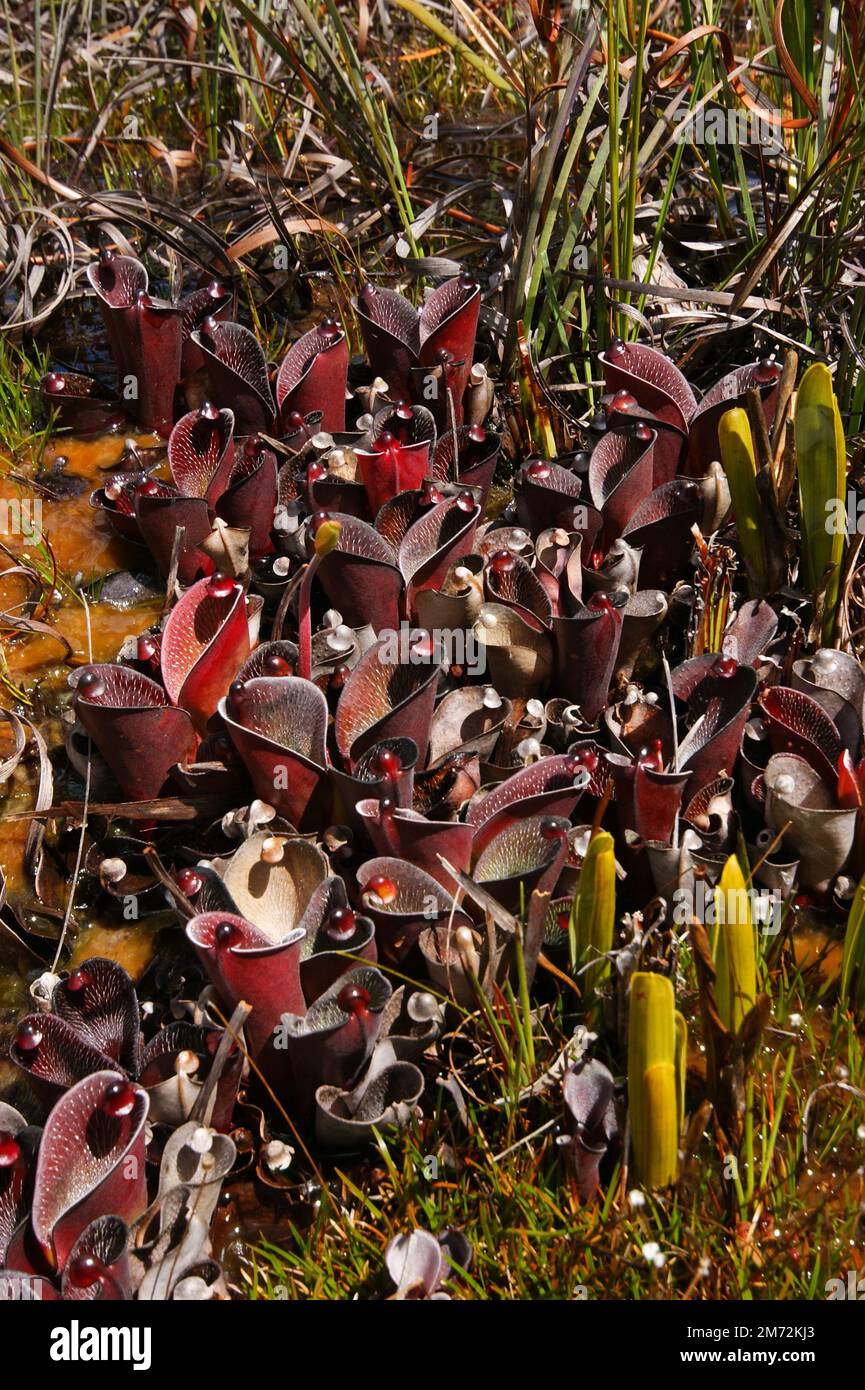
left=516, top=736, right=542, bottom=762
left=260, top=836, right=285, bottom=864
left=99, top=857, right=127, bottom=884
left=454, top=926, right=475, bottom=954
left=264, top=1138, right=295, bottom=1171
left=175, top=1049, right=200, bottom=1076
left=189, top=1126, right=213, bottom=1154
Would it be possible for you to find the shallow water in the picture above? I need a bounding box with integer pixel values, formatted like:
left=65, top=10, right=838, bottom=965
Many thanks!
left=0, top=429, right=164, bottom=1000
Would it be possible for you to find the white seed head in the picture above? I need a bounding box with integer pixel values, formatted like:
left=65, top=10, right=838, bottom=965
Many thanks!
left=641, top=1241, right=665, bottom=1268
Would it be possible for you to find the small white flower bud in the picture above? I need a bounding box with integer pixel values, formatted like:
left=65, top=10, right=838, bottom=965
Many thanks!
left=99, top=857, right=127, bottom=884
left=260, top=836, right=285, bottom=864
left=189, top=1126, right=213, bottom=1154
